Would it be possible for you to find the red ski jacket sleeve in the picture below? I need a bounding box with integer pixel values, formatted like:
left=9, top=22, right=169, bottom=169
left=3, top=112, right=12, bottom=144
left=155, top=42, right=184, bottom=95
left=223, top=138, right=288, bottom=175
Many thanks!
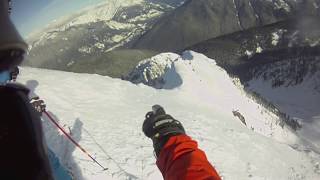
left=156, top=135, right=221, bottom=180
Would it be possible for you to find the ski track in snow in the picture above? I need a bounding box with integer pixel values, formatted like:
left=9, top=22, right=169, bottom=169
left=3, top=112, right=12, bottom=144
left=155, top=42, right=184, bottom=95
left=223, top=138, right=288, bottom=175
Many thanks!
left=18, top=51, right=320, bottom=180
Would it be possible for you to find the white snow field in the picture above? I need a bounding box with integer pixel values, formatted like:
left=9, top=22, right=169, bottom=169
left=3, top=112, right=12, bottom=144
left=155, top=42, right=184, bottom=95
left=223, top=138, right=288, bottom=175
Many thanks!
left=18, top=51, right=320, bottom=180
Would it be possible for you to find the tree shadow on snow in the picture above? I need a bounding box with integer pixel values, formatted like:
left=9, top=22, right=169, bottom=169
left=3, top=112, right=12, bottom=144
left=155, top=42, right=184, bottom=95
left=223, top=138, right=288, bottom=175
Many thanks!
left=25, top=79, right=84, bottom=179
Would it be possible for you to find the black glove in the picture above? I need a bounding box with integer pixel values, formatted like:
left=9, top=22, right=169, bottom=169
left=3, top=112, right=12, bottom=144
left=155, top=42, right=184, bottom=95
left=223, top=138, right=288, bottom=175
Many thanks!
left=143, top=105, right=185, bottom=157
left=30, top=97, right=46, bottom=114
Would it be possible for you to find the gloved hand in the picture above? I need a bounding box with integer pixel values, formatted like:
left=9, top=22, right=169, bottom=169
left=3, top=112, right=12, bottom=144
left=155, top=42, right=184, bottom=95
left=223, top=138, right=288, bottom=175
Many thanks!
left=30, top=97, right=46, bottom=114
left=143, top=105, right=185, bottom=157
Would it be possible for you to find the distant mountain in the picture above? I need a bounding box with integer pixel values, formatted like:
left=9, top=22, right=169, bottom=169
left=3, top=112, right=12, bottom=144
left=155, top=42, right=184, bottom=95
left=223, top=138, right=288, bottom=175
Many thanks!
left=24, top=0, right=319, bottom=79
left=24, top=0, right=185, bottom=78
left=187, top=16, right=320, bottom=79
left=133, top=0, right=319, bottom=51
left=147, top=0, right=186, bottom=7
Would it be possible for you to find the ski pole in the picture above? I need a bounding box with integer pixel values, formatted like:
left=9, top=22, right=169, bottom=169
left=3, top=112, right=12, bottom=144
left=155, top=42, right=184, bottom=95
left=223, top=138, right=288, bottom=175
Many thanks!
left=44, top=111, right=108, bottom=171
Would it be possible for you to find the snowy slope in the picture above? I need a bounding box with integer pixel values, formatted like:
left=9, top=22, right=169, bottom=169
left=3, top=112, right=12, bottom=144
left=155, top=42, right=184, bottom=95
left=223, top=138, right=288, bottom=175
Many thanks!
left=18, top=51, right=320, bottom=180
left=247, top=62, right=320, bottom=152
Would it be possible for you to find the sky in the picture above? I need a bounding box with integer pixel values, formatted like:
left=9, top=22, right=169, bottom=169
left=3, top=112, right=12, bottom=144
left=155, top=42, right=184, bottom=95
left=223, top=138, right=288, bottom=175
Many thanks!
left=10, top=0, right=105, bottom=38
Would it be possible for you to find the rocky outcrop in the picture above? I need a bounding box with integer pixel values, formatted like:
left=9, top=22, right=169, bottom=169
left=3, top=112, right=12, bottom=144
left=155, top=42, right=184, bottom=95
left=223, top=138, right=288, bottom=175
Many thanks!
left=124, top=53, right=180, bottom=89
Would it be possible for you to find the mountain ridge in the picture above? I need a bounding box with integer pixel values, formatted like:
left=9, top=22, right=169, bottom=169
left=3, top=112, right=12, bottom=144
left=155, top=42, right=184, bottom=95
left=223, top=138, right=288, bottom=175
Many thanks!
left=133, top=0, right=319, bottom=51
left=24, top=0, right=182, bottom=77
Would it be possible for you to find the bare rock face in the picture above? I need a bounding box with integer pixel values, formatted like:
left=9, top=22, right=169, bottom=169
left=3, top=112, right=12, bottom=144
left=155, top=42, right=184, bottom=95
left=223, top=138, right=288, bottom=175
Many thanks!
left=133, top=0, right=319, bottom=51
